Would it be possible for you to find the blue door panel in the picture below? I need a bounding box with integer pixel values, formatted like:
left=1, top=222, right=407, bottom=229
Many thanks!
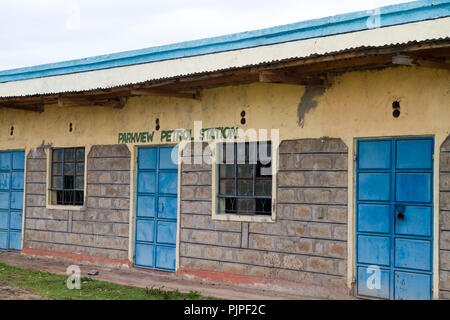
left=0, top=173, right=10, bottom=190
left=396, top=173, right=432, bottom=203
left=357, top=235, right=390, bottom=266
left=357, top=204, right=390, bottom=234
left=394, top=271, right=432, bottom=300
left=158, top=197, right=177, bottom=219
left=0, top=150, right=25, bottom=252
left=158, top=172, right=178, bottom=194
left=395, top=238, right=432, bottom=271
left=358, top=173, right=391, bottom=201
left=12, top=152, right=25, bottom=170
left=9, top=231, right=21, bottom=250
left=11, top=172, right=24, bottom=189
left=396, top=140, right=433, bottom=170
left=358, top=140, right=391, bottom=170
left=136, top=220, right=154, bottom=242
left=356, top=138, right=433, bottom=300
left=0, top=211, right=8, bottom=229
left=137, top=172, right=156, bottom=194
left=357, top=266, right=391, bottom=299
left=155, top=246, right=176, bottom=270
left=135, top=243, right=154, bottom=267
left=0, top=153, right=11, bottom=170
left=0, top=231, right=7, bottom=249
left=395, top=206, right=432, bottom=237
left=138, top=148, right=157, bottom=170
left=10, top=191, right=23, bottom=210
left=137, top=196, right=155, bottom=218
left=10, top=211, right=22, bottom=230
left=157, top=221, right=177, bottom=244
left=159, top=147, right=178, bottom=170
left=0, top=192, right=9, bottom=209
left=135, top=146, right=178, bottom=271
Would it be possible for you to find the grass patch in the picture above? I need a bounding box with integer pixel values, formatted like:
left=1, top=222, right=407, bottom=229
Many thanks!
left=0, top=262, right=216, bottom=300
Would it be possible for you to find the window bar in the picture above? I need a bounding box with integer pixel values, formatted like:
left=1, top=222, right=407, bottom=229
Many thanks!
left=252, top=142, right=256, bottom=213
left=217, top=145, right=221, bottom=214
left=61, top=148, right=65, bottom=204
left=234, top=143, right=237, bottom=212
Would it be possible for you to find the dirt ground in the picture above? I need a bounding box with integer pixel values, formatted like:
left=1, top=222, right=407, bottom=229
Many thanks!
left=0, top=251, right=323, bottom=300
left=0, top=284, right=45, bottom=300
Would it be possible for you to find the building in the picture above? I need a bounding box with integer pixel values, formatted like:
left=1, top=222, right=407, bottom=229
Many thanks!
left=0, top=0, right=449, bottom=300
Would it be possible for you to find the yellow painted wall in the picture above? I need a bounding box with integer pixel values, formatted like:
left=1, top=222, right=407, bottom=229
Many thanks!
left=1, top=67, right=448, bottom=150
left=1, top=66, right=449, bottom=298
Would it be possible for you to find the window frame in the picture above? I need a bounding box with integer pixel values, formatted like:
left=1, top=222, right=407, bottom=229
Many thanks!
left=48, top=147, right=86, bottom=207
left=212, top=140, right=277, bottom=223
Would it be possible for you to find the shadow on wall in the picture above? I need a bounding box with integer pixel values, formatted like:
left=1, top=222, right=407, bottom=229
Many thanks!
left=297, top=86, right=327, bottom=128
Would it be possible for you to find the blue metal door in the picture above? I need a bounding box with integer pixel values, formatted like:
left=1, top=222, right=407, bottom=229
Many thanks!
left=0, top=150, right=25, bottom=251
left=134, top=146, right=178, bottom=271
left=356, top=137, right=433, bottom=300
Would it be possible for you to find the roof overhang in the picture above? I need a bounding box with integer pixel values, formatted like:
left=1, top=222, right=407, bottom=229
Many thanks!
left=0, top=4, right=449, bottom=111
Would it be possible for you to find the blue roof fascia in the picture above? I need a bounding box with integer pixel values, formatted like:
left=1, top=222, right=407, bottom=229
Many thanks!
left=1, top=0, right=449, bottom=84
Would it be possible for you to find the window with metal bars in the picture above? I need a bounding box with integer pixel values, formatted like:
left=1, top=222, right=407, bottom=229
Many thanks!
left=50, top=147, right=85, bottom=205
left=217, top=141, right=272, bottom=215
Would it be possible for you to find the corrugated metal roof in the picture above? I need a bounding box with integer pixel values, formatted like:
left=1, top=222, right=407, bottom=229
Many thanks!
left=0, top=0, right=449, bottom=84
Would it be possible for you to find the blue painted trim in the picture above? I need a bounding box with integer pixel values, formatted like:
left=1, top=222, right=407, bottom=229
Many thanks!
left=1, top=0, right=449, bottom=84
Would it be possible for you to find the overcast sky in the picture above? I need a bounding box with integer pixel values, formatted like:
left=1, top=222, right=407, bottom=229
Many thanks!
left=0, top=0, right=410, bottom=71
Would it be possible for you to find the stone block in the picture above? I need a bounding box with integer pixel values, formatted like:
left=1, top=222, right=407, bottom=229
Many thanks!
left=440, top=173, right=450, bottom=191
left=279, top=139, right=348, bottom=154
left=220, top=232, right=241, bottom=247
left=181, top=201, right=211, bottom=214
left=441, top=250, right=450, bottom=270
left=440, top=210, right=450, bottom=231
left=26, top=194, right=46, bottom=207
left=441, top=153, right=450, bottom=171
left=440, top=270, right=450, bottom=291
left=189, top=230, right=219, bottom=244
left=222, top=262, right=246, bottom=275
left=249, top=234, right=275, bottom=251
left=441, top=136, right=450, bottom=152
left=262, top=252, right=281, bottom=267
left=282, top=254, right=305, bottom=270
left=26, top=183, right=46, bottom=195
left=440, top=231, right=450, bottom=250
left=27, top=159, right=46, bottom=172
left=88, top=145, right=130, bottom=158
left=441, top=192, right=450, bottom=211
left=27, top=148, right=46, bottom=160
left=308, top=223, right=332, bottom=238
left=88, top=158, right=130, bottom=171
left=26, top=171, right=46, bottom=183
left=236, top=250, right=261, bottom=265
left=306, top=257, right=335, bottom=274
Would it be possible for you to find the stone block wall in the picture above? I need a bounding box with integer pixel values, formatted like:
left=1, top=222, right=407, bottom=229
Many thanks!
left=179, top=139, right=349, bottom=296
left=23, top=145, right=130, bottom=261
left=440, top=136, right=450, bottom=299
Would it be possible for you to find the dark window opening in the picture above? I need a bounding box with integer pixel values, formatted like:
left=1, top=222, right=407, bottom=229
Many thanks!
left=217, top=141, right=272, bottom=216
left=50, top=147, right=85, bottom=206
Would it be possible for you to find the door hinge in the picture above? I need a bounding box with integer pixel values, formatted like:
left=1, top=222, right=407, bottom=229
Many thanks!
left=353, top=154, right=357, bottom=162
left=432, top=153, right=434, bottom=160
